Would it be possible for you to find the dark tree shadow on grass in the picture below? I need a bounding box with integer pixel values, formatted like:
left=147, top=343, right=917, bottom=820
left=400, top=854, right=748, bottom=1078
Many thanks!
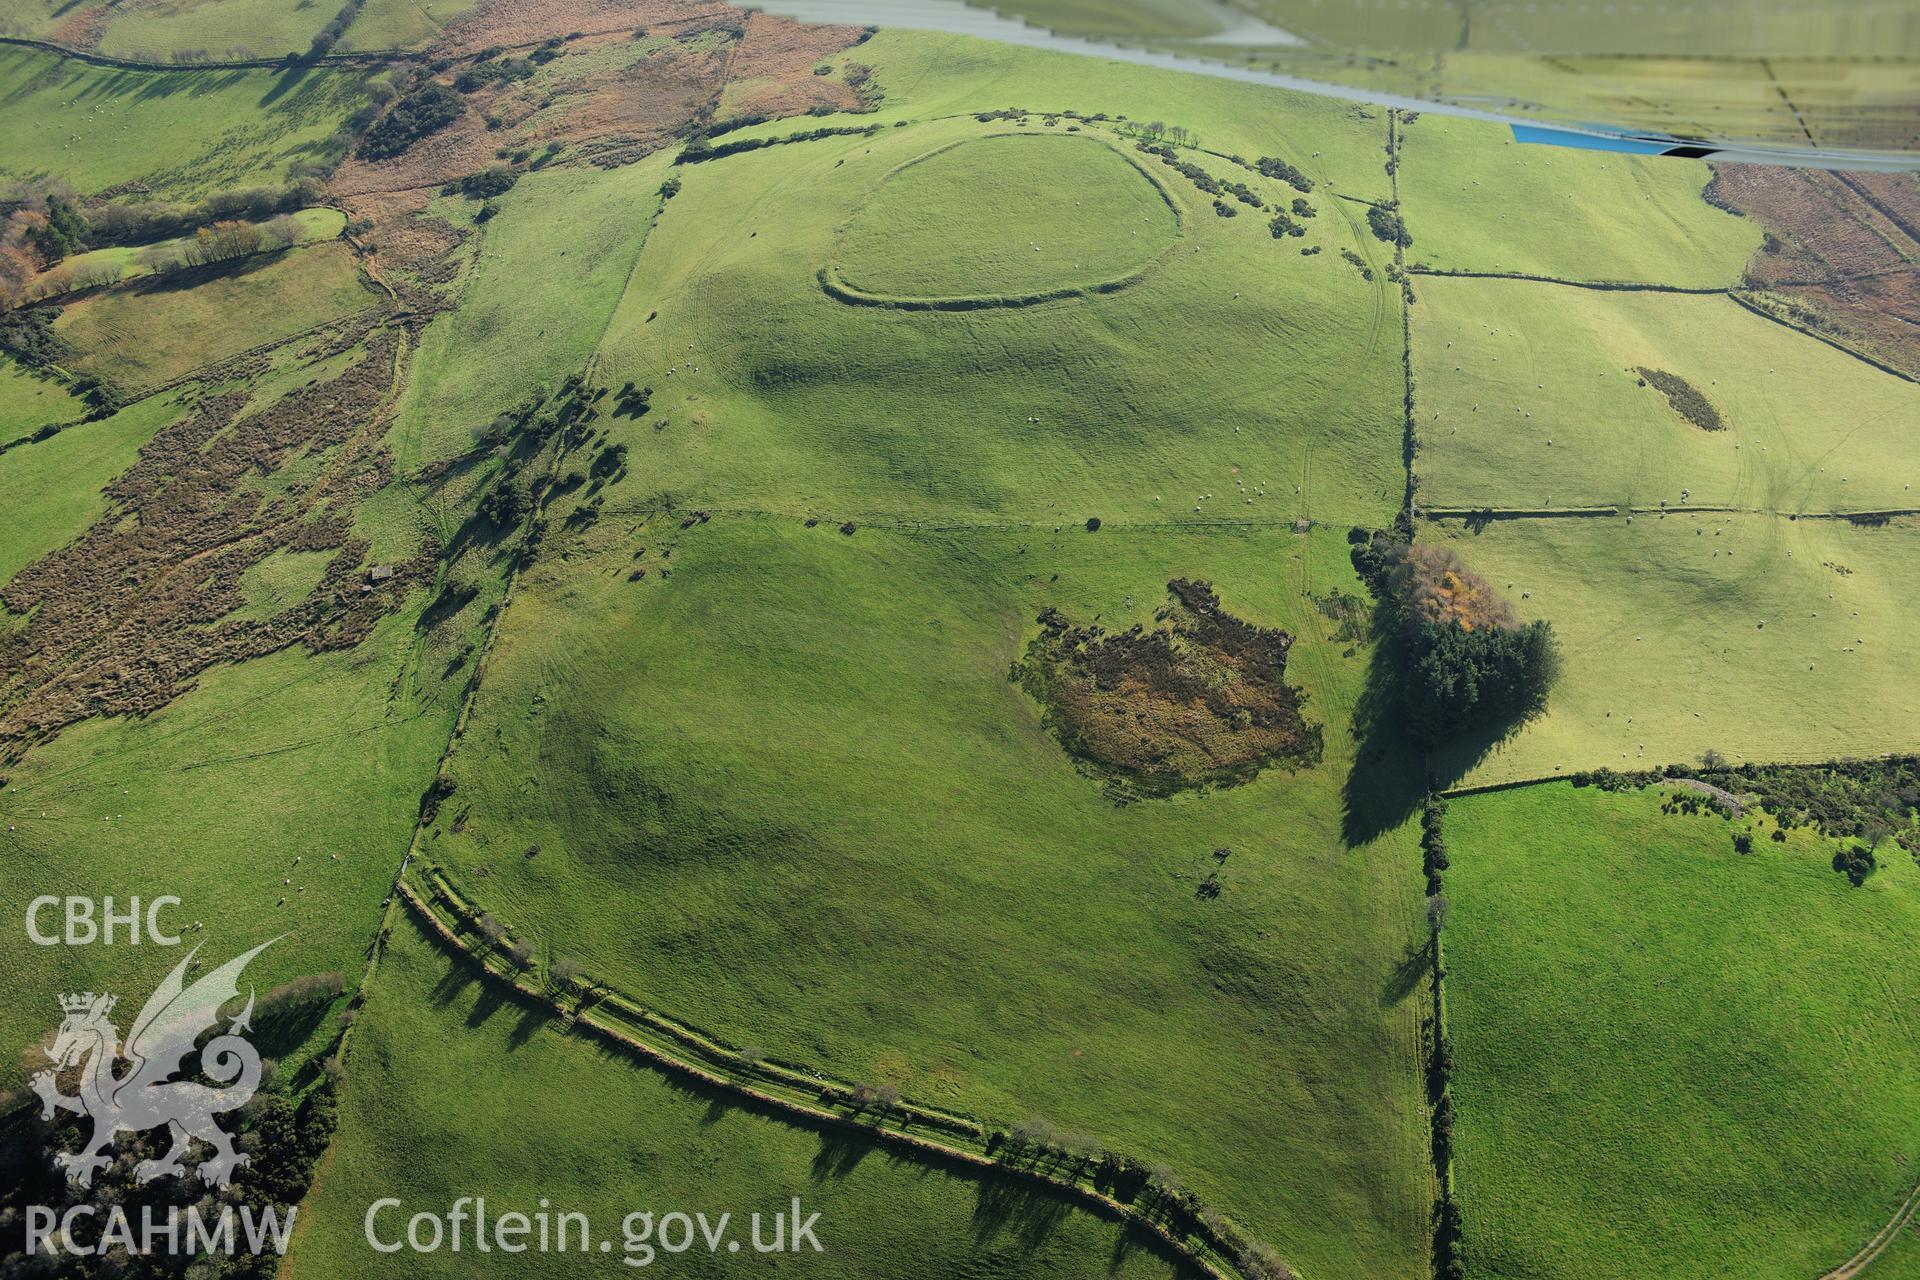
left=972, top=1177, right=1072, bottom=1253
left=1380, top=938, right=1433, bottom=1009
left=1343, top=598, right=1552, bottom=847
left=810, top=1128, right=874, bottom=1181
left=259, top=64, right=321, bottom=108
left=247, top=995, right=335, bottom=1062
left=127, top=251, right=284, bottom=295
left=1422, top=715, right=1535, bottom=790
left=463, top=979, right=508, bottom=1030
left=429, top=956, right=480, bottom=1009
left=506, top=1001, right=548, bottom=1051
left=1111, top=1219, right=1207, bottom=1277
left=416, top=578, right=480, bottom=633
left=1343, top=604, right=1427, bottom=848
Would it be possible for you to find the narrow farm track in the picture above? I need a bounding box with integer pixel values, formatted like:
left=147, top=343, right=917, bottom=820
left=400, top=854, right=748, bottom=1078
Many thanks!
left=1818, top=1181, right=1920, bottom=1280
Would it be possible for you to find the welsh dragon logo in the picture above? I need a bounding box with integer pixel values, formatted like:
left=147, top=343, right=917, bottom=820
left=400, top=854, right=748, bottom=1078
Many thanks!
left=31, top=940, right=274, bottom=1189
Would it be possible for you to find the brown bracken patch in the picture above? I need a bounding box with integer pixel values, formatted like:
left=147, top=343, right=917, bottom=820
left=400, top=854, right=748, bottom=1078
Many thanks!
left=0, top=315, right=432, bottom=759
left=720, top=12, right=864, bottom=120
left=1706, top=164, right=1920, bottom=377
left=1709, top=165, right=1911, bottom=282
left=331, top=7, right=868, bottom=201
left=437, top=0, right=699, bottom=56
left=1016, top=579, right=1322, bottom=797
left=49, top=4, right=107, bottom=49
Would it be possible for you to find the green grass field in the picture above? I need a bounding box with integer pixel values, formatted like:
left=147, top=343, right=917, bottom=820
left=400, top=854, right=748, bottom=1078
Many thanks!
left=0, top=358, right=83, bottom=448
left=734, top=27, right=1397, bottom=205
left=1444, top=782, right=1920, bottom=1279
left=1410, top=277, right=1920, bottom=514
left=0, top=0, right=63, bottom=39
left=11, top=19, right=1920, bottom=1280
left=0, top=392, right=186, bottom=590
left=0, top=47, right=376, bottom=198
left=235, top=547, right=340, bottom=620
left=64, top=0, right=469, bottom=58
left=423, top=517, right=1429, bottom=1279
left=332, top=43, right=1465, bottom=1274
left=1422, top=513, right=1920, bottom=784
left=53, top=242, right=376, bottom=388
left=42, top=206, right=345, bottom=293
left=100, top=0, right=342, bottom=62
left=391, top=158, right=672, bottom=470
left=0, top=611, right=458, bottom=1090
left=356, top=52, right=1442, bottom=1273
left=832, top=133, right=1180, bottom=300
left=1396, top=112, right=1762, bottom=286
left=993, top=0, right=1238, bottom=40
left=594, top=113, right=1403, bottom=529
left=290, top=912, right=1190, bottom=1278
left=0, top=0, right=467, bottom=52
left=336, top=0, right=482, bottom=51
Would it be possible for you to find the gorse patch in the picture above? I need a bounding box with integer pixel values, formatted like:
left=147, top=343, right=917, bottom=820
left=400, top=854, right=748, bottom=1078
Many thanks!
left=1695, top=757, right=1920, bottom=861
left=1015, top=579, right=1322, bottom=797
left=357, top=84, right=465, bottom=162
left=1254, top=155, right=1314, bottom=193
left=1388, top=543, right=1516, bottom=634
left=1635, top=366, right=1725, bottom=431
left=1366, top=203, right=1412, bottom=248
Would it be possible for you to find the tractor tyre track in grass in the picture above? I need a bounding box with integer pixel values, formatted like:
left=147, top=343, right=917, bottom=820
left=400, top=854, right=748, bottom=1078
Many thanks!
left=339, top=495, right=1287, bottom=1279
left=1310, top=124, right=1393, bottom=526
left=314, top=163, right=1332, bottom=1266
left=1818, top=1181, right=1920, bottom=1280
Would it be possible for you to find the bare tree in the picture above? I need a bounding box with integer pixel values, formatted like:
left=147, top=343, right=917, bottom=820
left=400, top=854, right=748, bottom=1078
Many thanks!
left=263, top=213, right=305, bottom=250
left=137, top=243, right=179, bottom=274
left=475, top=913, right=506, bottom=952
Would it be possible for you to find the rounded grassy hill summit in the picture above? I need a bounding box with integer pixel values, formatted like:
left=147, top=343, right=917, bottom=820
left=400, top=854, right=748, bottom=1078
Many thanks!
left=829, top=132, right=1181, bottom=304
